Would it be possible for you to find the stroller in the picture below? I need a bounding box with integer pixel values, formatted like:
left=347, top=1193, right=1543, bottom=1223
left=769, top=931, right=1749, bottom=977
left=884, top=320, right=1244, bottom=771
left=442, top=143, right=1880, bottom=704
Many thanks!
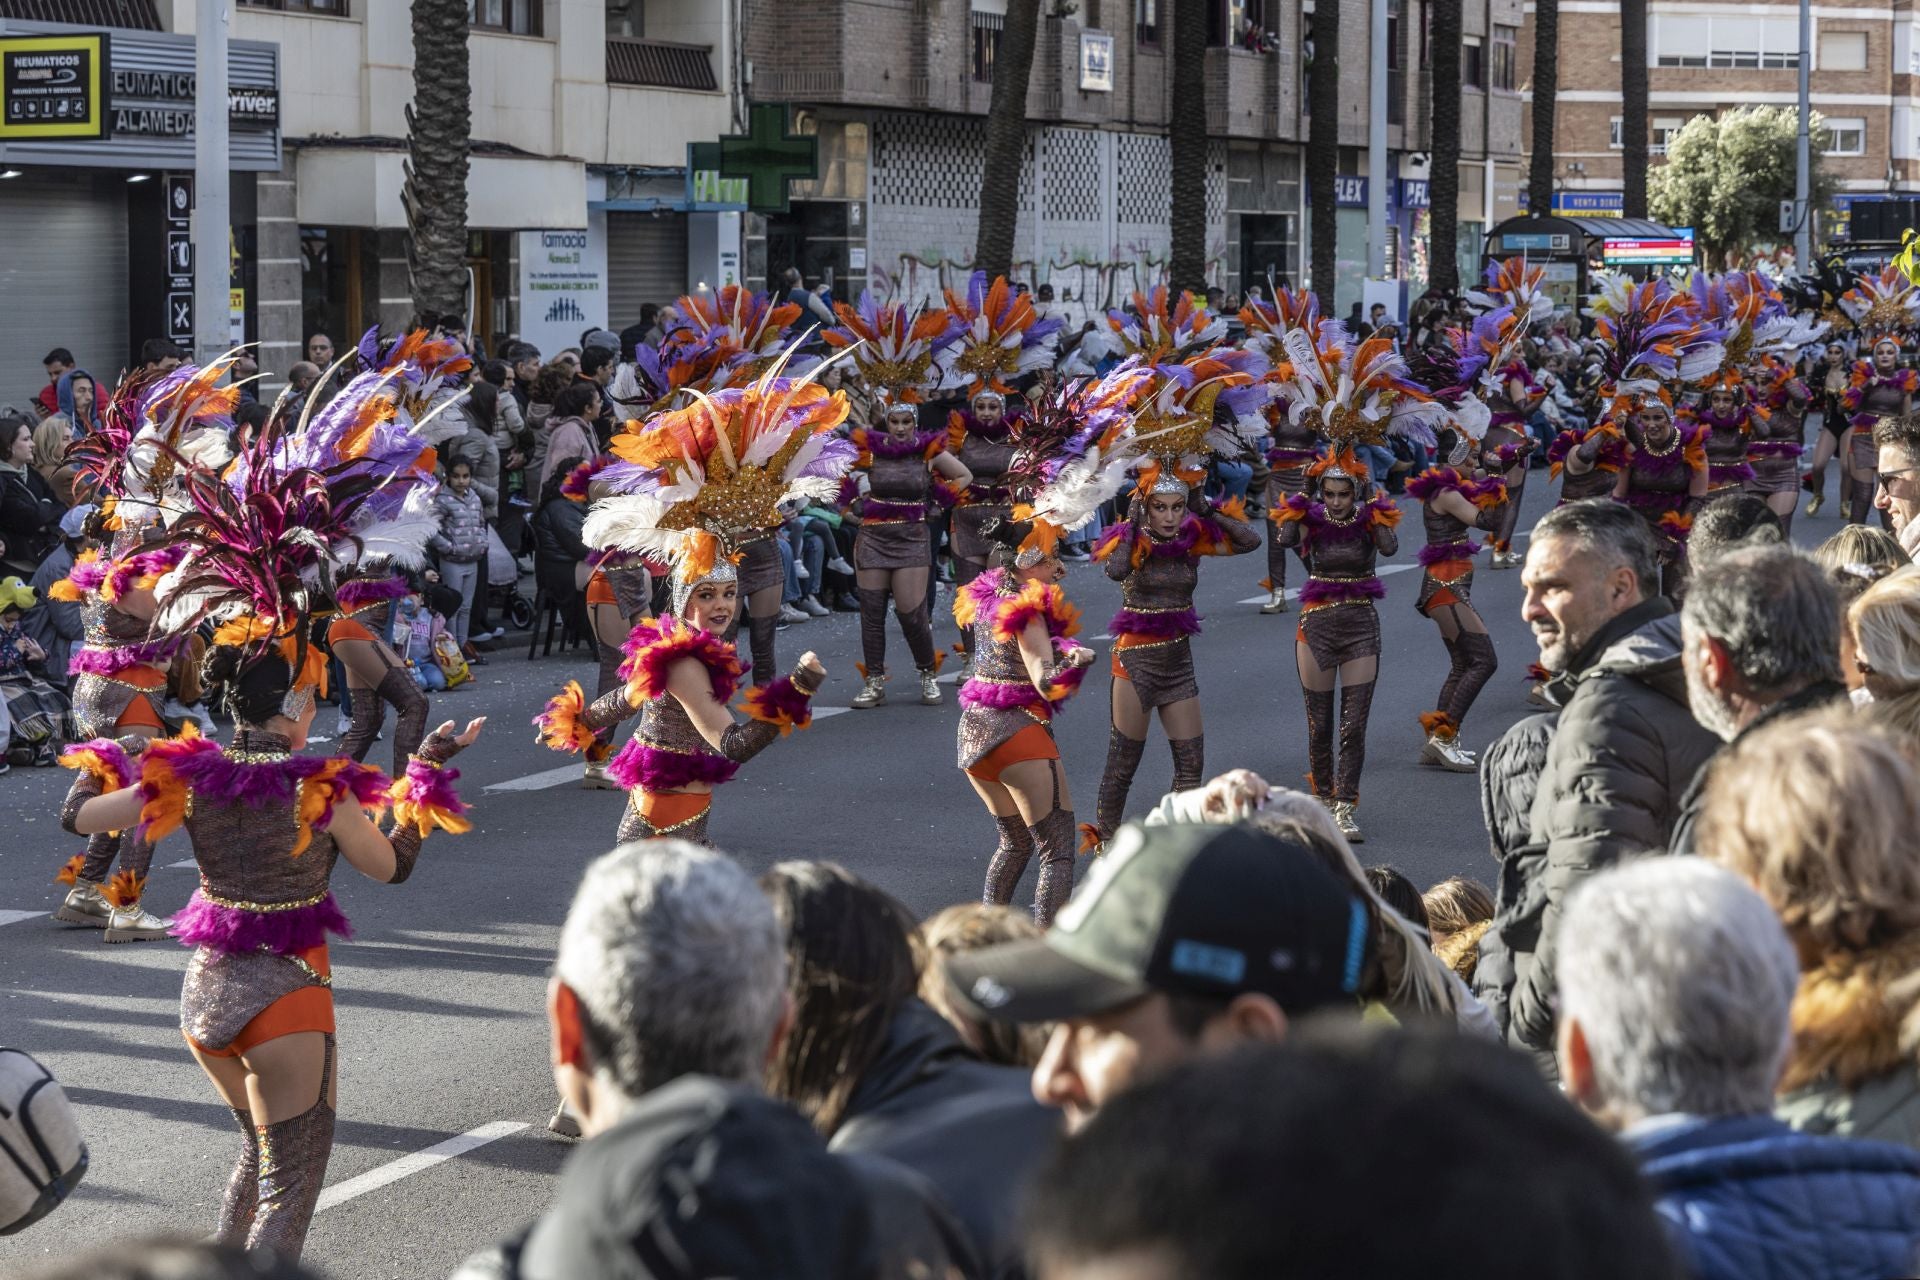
left=483, top=524, right=535, bottom=632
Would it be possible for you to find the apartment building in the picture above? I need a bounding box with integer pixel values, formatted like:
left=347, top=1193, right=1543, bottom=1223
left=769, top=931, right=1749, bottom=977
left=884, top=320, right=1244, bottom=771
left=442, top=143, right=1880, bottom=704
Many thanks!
left=742, top=0, right=1522, bottom=317
left=0, top=0, right=740, bottom=399
left=1521, top=0, right=1915, bottom=240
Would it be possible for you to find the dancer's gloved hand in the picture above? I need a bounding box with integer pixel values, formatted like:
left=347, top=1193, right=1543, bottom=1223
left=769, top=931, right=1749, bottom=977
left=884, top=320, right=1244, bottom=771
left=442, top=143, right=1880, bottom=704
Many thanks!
left=418, top=717, right=486, bottom=764
left=1063, top=645, right=1096, bottom=669
left=792, top=653, right=826, bottom=696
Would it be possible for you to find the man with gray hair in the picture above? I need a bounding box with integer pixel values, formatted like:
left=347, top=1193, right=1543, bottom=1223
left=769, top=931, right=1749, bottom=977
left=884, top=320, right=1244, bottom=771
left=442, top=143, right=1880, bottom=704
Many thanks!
left=1475, top=500, right=1717, bottom=1076
left=1669, top=545, right=1847, bottom=855
left=457, top=841, right=979, bottom=1280
left=1558, top=857, right=1920, bottom=1280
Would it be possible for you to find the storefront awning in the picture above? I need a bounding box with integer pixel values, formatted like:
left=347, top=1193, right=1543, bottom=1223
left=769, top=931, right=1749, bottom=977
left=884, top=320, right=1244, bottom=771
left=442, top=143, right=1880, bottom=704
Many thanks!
left=295, top=147, right=586, bottom=230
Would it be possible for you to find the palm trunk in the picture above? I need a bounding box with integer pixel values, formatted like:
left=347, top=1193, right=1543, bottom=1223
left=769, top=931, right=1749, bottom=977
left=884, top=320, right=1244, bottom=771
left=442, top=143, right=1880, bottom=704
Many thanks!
left=1308, top=0, right=1341, bottom=303
left=1428, top=0, right=1463, bottom=295
left=1526, top=0, right=1558, bottom=218
left=1620, top=0, right=1649, bottom=218
left=975, top=0, right=1043, bottom=279
left=403, top=0, right=472, bottom=325
left=1169, top=0, right=1210, bottom=292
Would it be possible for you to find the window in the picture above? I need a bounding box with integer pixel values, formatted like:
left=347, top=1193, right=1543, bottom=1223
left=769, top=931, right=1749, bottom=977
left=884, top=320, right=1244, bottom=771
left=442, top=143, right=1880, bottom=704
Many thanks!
left=1462, top=35, right=1485, bottom=89
left=1821, top=30, right=1869, bottom=72
left=468, top=0, right=542, bottom=36
left=1823, top=116, right=1867, bottom=156
left=1491, top=25, right=1517, bottom=90
left=1656, top=14, right=1797, bottom=68
left=972, top=10, right=1005, bottom=82
left=1651, top=116, right=1685, bottom=155
left=240, top=0, right=346, bottom=10
left=1609, top=117, right=1622, bottom=149
left=1137, top=0, right=1159, bottom=47
left=607, top=0, right=641, bottom=38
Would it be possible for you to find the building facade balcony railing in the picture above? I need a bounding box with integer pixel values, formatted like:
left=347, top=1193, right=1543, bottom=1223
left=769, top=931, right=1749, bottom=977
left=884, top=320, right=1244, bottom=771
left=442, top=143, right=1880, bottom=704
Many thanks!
left=0, top=0, right=160, bottom=25
left=606, top=36, right=719, bottom=93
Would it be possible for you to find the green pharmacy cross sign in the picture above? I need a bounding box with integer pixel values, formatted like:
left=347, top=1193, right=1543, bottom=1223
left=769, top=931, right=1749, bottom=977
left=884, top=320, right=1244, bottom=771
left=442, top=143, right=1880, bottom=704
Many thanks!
left=708, top=103, right=818, bottom=214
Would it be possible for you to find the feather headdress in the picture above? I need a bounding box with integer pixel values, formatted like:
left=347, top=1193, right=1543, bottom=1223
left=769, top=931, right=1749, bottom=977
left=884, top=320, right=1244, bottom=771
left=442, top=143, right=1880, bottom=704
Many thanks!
left=1091, top=286, right=1229, bottom=365
left=1004, top=362, right=1152, bottom=558
left=1688, top=270, right=1829, bottom=386
left=823, top=291, right=960, bottom=403
left=1467, top=258, right=1556, bottom=319
left=664, top=287, right=808, bottom=386
left=1839, top=265, right=1920, bottom=342
left=1402, top=307, right=1529, bottom=443
left=1129, top=348, right=1270, bottom=491
left=1271, top=322, right=1445, bottom=452
left=583, top=340, right=856, bottom=594
left=935, top=271, right=1065, bottom=396
left=82, top=359, right=242, bottom=530
left=1237, top=285, right=1328, bottom=361
left=1592, top=278, right=1728, bottom=415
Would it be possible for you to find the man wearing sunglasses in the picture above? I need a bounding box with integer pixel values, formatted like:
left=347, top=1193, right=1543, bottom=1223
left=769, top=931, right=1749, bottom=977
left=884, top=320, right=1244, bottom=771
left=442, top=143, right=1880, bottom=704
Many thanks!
left=1874, top=413, right=1920, bottom=557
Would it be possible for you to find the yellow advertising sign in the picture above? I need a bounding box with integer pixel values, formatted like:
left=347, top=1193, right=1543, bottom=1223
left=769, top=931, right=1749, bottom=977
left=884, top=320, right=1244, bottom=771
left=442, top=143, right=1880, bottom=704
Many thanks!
left=0, top=34, right=109, bottom=140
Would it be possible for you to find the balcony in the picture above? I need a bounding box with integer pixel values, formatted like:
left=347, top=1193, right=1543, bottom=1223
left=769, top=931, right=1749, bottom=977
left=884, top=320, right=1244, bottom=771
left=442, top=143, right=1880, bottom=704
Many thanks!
left=606, top=37, right=718, bottom=93
left=1205, top=46, right=1290, bottom=141
left=0, top=0, right=159, bottom=24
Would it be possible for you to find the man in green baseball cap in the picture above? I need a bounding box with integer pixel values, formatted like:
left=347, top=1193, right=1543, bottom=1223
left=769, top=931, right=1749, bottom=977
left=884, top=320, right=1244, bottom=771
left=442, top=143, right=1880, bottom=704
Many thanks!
left=948, top=822, right=1373, bottom=1131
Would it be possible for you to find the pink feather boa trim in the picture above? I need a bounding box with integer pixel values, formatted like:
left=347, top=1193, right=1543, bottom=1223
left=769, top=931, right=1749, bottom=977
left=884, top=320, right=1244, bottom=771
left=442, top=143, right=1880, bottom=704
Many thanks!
left=170, top=889, right=354, bottom=955
left=605, top=740, right=740, bottom=792
left=389, top=758, right=471, bottom=836
left=335, top=575, right=412, bottom=611
left=68, top=640, right=183, bottom=676
left=742, top=676, right=813, bottom=735
left=619, top=618, right=742, bottom=705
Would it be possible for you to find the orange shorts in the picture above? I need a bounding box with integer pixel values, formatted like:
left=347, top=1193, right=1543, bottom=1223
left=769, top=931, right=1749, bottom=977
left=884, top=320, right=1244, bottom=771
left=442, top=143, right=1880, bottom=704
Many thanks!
left=965, top=722, right=1060, bottom=781
left=1419, top=559, right=1474, bottom=616
left=113, top=667, right=167, bottom=731
left=639, top=791, right=712, bottom=831
left=328, top=618, right=376, bottom=647
left=585, top=572, right=616, bottom=607
left=186, top=946, right=336, bottom=1058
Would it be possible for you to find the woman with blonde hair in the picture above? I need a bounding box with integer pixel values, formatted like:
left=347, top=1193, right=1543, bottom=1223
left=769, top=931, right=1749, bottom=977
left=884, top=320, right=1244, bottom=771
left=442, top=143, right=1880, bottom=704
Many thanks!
left=1698, top=709, right=1920, bottom=1148
left=1849, top=565, right=1920, bottom=742
left=30, top=416, right=80, bottom=509
left=1423, top=876, right=1495, bottom=983
left=1811, top=525, right=1908, bottom=700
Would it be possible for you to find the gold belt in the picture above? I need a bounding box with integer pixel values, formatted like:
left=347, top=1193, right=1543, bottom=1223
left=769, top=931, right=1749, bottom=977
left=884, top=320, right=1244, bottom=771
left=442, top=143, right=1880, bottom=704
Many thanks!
left=199, top=884, right=328, bottom=913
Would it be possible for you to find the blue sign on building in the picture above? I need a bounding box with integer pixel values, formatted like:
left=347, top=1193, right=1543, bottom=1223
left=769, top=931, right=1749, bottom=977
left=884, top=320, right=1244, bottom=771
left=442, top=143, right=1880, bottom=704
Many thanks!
left=1552, top=191, right=1626, bottom=214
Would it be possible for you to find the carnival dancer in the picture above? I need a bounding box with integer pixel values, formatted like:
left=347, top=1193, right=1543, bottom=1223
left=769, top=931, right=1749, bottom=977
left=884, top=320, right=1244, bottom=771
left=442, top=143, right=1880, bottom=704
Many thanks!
left=319, top=331, right=473, bottom=776
left=1748, top=356, right=1814, bottom=536
left=1272, top=452, right=1401, bottom=842
left=1084, top=349, right=1265, bottom=847
left=534, top=346, right=850, bottom=844
left=945, top=389, right=1020, bottom=663
left=1613, top=398, right=1708, bottom=597
left=1466, top=261, right=1556, bottom=568
left=50, top=362, right=237, bottom=941
left=1688, top=384, right=1757, bottom=497
left=1240, top=289, right=1325, bottom=614
left=957, top=366, right=1142, bottom=922
left=1839, top=331, right=1918, bottom=525
left=560, top=458, right=654, bottom=789
left=1402, top=307, right=1523, bottom=771
left=1267, top=318, right=1441, bottom=839
left=59, top=401, right=479, bottom=1261
left=845, top=402, right=972, bottom=708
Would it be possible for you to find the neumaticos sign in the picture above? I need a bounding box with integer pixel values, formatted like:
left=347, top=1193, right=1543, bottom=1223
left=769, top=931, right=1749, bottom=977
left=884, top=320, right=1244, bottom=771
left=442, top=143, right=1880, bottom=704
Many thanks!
left=0, top=22, right=280, bottom=171
left=0, top=33, right=108, bottom=140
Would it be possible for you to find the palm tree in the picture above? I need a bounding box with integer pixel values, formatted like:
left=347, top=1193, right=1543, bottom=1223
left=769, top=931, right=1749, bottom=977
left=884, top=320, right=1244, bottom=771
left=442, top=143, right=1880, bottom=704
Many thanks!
left=1169, top=0, right=1210, bottom=292
left=1620, top=0, right=1649, bottom=217
left=1526, top=0, right=1558, bottom=219
left=1428, top=0, right=1463, bottom=295
left=975, top=0, right=1043, bottom=278
left=403, top=0, right=471, bottom=325
left=1307, top=0, right=1340, bottom=303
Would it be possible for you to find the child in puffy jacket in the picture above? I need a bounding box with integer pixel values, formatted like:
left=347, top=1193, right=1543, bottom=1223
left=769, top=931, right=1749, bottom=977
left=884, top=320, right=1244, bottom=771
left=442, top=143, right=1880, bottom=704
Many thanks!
left=430, top=459, right=489, bottom=648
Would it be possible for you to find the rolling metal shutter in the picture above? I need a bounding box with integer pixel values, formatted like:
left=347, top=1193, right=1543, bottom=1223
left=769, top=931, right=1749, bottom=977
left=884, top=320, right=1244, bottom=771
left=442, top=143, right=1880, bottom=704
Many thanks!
left=606, top=211, right=688, bottom=329
left=0, top=176, right=127, bottom=413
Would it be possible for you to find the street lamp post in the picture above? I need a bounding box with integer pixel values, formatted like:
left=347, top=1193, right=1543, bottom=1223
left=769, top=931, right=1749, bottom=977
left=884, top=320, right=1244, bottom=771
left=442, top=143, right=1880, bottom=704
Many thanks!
left=194, top=0, right=231, bottom=365
left=1367, top=0, right=1388, bottom=280
left=1794, top=0, right=1811, bottom=266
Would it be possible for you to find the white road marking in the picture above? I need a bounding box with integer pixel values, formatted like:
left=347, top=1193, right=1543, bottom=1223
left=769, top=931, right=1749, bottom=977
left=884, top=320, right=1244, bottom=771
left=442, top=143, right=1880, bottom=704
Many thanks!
left=1235, top=562, right=1417, bottom=606
left=810, top=706, right=850, bottom=720
left=315, top=1121, right=529, bottom=1214
left=168, top=859, right=196, bottom=869
left=483, top=764, right=585, bottom=793
left=0, top=910, right=45, bottom=927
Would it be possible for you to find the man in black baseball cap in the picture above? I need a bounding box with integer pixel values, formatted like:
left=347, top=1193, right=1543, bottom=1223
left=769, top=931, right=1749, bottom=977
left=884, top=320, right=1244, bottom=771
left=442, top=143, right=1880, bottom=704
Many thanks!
left=948, top=822, right=1372, bottom=1131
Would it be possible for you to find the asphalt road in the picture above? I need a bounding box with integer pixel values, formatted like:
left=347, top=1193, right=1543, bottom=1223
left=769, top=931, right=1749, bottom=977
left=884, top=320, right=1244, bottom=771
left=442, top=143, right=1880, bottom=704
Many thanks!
left=0, top=475, right=1818, bottom=1278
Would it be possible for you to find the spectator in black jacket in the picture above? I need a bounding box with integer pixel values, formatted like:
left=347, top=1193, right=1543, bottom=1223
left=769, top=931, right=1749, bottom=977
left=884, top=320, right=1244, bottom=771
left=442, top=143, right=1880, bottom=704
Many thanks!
left=1477, top=500, right=1718, bottom=1076
left=0, top=417, right=58, bottom=578
left=452, top=841, right=977, bottom=1280
left=23, top=504, right=90, bottom=686
left=532, top=454, right=590, bottom=613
